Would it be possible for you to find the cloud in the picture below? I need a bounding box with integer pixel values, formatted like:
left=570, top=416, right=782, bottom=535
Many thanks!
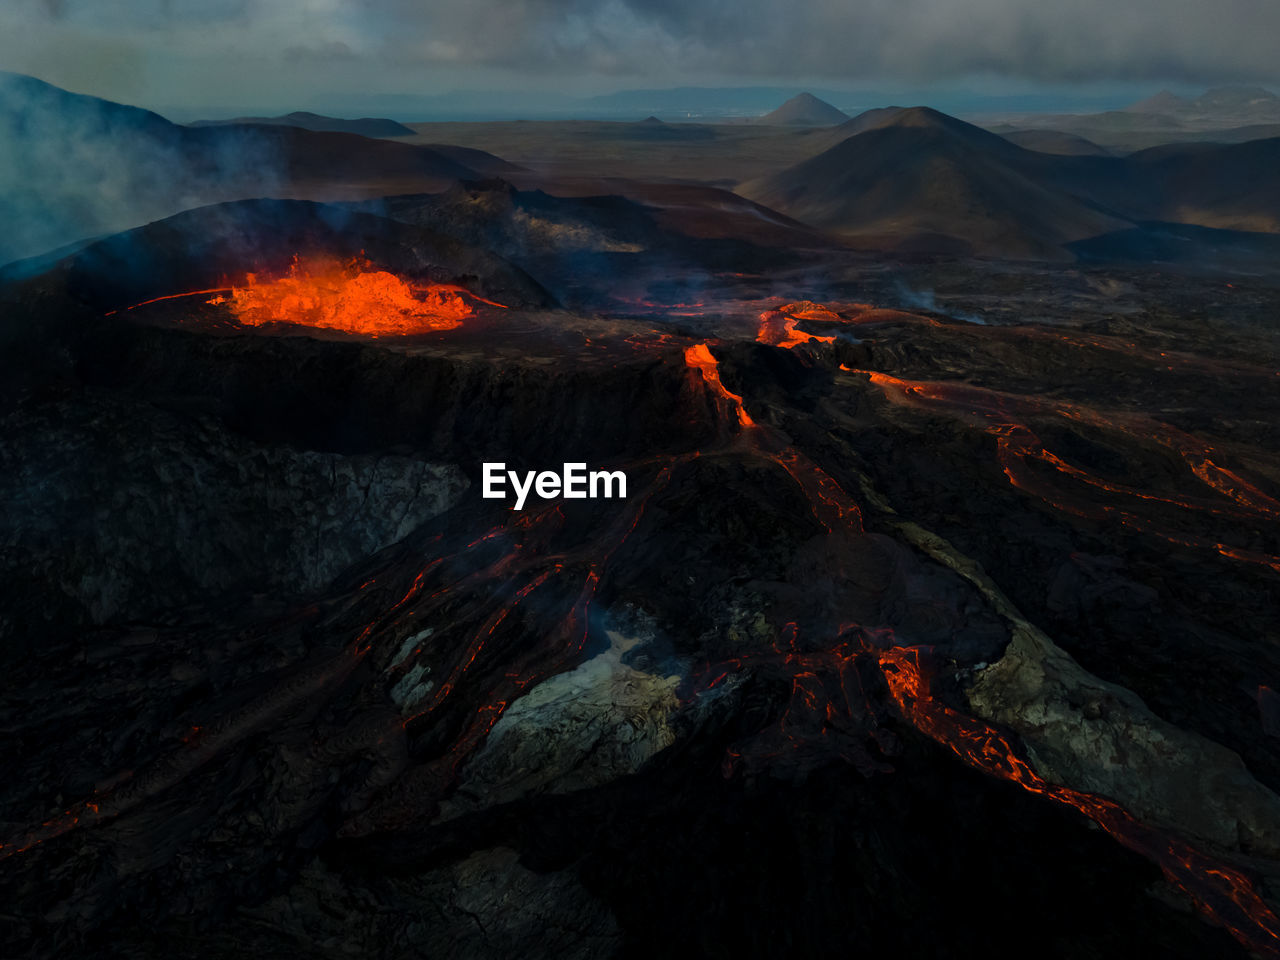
left=568, top=0, right=1280, bottom=83
left=283, top=39, right=358, bottom=63
left=1, top=0, right=1277, bottom=108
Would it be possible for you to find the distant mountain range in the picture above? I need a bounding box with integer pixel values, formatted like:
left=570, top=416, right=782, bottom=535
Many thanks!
left=265, top=86, right=1140, bottom=124
left=986, top=85, right=1280, bottom=154
left=1125, top=86, right=1280, bottom=123
left=172, top=86, right=1261, bottom=127
left=189, top=111, right=416, bottom=138
left=5, top=71, right=1279, bottom=267
left=579, top=86, right=864, bottom=118
left=741, top=105, right=1280, bottom=258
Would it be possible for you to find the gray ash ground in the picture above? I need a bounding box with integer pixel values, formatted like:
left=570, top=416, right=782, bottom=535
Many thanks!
left=1, top=199, right=1279, bottom=958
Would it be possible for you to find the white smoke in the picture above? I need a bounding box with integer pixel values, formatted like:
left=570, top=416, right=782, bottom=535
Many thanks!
left=0, top=72, right=283, bottom=266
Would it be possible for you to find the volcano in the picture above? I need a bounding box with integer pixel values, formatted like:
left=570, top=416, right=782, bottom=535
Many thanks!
left=740, top=107, right=1129, bottom=257
left=757, top=92, right=850, bottom=126
left=1126, top=86, right=1280, bottom=123
left=741, top=105, right=1280, bottom=256
left=3, top=190, right=1280, bottom=959
left=0, top=72, right=514, bottom=265
left=4, top=73, right=1280, bottom=960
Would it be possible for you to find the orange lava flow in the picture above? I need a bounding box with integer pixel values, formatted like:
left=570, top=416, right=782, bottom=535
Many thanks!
left=861, top=371, right=1280, bottom=574
left=104, top=288, right=232, bottom=316
left=879, top=646, right=1280, bottom=957
left=773, top=446, right=864, bottom=532
left=209, top=255, right=502, bottom=337
left=684, top=343, right=754, bottom=427
left=682, top=340, right=864, bottom=533
left=673, top=335, right=1280, bottom=954
left=756, top=303, right=839, bottom=350
left=10, top=301, right=1277, bottom=958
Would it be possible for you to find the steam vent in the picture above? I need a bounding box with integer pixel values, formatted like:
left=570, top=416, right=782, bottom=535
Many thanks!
left=4, top=47, right=1280, bottom=960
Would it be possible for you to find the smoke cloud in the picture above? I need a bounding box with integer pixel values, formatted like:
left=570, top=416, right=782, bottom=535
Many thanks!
left=0, top=72, right=282, bottom=265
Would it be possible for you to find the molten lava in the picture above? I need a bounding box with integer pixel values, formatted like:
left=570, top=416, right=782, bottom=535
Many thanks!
left=756, top=302, right=839, bottom=349
left=879, top=646, right=1280, bottom=957
left=209, top=255, right=502, bottom=337
left=684, top=343, right=754, bottom=427
left=860, top=370, right=1280, bottom=574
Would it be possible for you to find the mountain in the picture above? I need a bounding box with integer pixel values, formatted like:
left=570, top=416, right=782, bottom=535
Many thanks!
left=992, top=87, right=1280, bottom=153
left=831, top=105, right=908, bottom=137
left=580, top=86, right=857, bottom=117
left=1125, top=90, right=1191, bottom=116
left=1126, top=137, right=1280, bottom=233
left=739, top=106, right=1128, bottom=258
left=757, top=93, right=850, bottom=126
left=408, top=143, right=522, bottom=176
left=190, top=110, right=415, bottom=138
left=1124, top=85, right=1280, bottom=123
left=1191, top=85, right=1280, bottom=121
left=741, top=104, right=1280, bottom=256
left=0, top=72, right=512, bottom=265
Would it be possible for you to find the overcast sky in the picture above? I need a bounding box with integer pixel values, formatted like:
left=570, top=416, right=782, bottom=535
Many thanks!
left=2, top=0, right=1278, bottom=115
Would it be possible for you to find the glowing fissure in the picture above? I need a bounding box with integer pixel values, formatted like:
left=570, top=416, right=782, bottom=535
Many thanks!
left=684, top=342, right=755, bottom=427
left=879, top=646, right=1280, bottom=958
left=339, top=461, right=686, bottom=837
left=104, top=288, right=232, bottom=316
left=677, top=340, right=1280, bottom=957
left=680, top=340, right=861, bottom=532
left=861, top=371, right=1280, bottom=573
